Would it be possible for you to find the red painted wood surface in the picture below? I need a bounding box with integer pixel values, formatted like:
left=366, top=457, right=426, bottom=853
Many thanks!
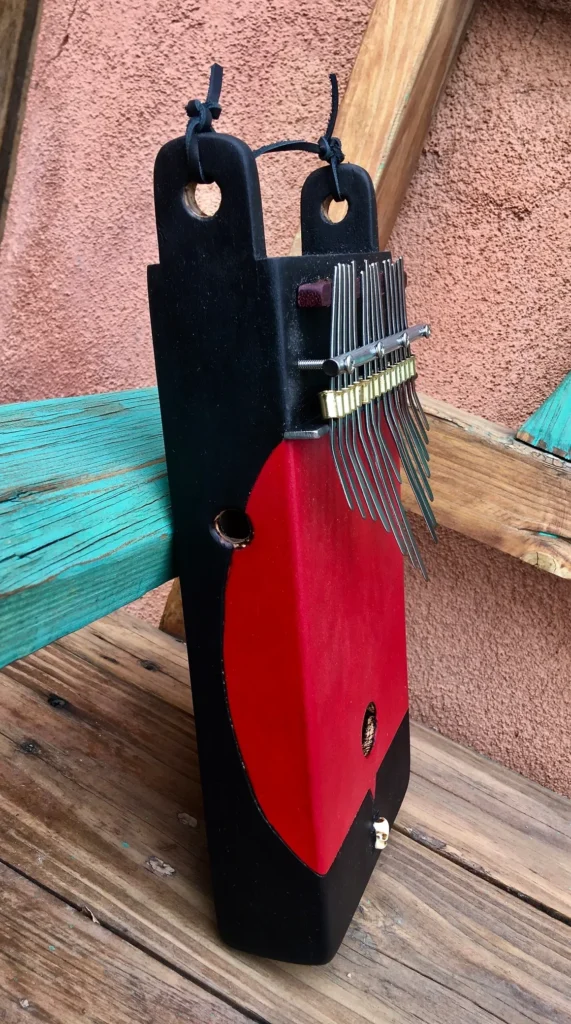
left=224, top=436, right=408, bottom=874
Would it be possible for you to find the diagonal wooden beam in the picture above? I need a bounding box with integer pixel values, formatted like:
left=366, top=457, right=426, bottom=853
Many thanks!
left=336, top=0, right=475, bottom=245
left=0, top=0, right=41, bottom=241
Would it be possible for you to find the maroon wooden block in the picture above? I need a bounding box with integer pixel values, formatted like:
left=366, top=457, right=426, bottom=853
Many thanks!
left=297, top=279, right=332, bottom=308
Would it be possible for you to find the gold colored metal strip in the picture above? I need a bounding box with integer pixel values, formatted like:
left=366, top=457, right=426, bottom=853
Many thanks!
left=320, top=356, right=416, bottom=420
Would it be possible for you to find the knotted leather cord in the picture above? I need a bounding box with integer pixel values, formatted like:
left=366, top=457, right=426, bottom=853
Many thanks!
left=184, top=67, right=345, bottom=201
left=253, top=74, right=345, bottom=202
left=185, top=63, right=223, bottom=182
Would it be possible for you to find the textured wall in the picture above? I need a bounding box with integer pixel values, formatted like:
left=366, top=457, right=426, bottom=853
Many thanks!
left=1, top=0, right=570, bottom=793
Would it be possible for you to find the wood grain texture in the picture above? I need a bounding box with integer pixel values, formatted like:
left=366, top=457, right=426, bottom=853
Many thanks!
left=0, top=389, right=173, bottom=668
left=402, top=393, right=571, bottom=578
left=0, top=862, right=250, bottom=1024
left=0, top=612, right=570, bottom=1024
left=399, top=723, right=571, bottom=921
left=335, top=0, right=475, bottom=244
left=0, top=0, right=41, bottom=239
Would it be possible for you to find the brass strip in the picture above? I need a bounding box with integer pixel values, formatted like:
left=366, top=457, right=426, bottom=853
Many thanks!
left=319, top=356, right=417, bottom=420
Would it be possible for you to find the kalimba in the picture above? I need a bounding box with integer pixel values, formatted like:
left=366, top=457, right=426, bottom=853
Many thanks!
left=148, top=69, right=435, bottom=965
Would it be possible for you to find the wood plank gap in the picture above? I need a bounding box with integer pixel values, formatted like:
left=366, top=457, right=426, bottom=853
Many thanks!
left=392, top=822, right=571, bottom=929
left=0, top=851, right=272, bottom=1024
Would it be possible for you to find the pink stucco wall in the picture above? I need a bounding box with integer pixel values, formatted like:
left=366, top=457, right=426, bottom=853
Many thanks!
left=1, top=0, right=570, bottom=793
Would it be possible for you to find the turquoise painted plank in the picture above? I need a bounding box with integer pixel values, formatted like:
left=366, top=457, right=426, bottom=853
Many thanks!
left=517, top=372, right=571, bottom=460
left=1, top=388, right=174, bottom=669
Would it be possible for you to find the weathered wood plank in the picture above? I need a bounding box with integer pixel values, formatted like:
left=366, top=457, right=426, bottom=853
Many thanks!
left=0, top=0, right=41, bottom=239
left=0, top=613, right=569, bottom=1024
left=336, top=0, right=475, bottom=244
left=3, top=387, right=571, bottom=668
left=402, top=395, right=571, bottom=578
left=0, top=861, right=250, bottom=1024
left=0, top=389, right=173, bottom=668
left=400, top=722, right=571, bottom=920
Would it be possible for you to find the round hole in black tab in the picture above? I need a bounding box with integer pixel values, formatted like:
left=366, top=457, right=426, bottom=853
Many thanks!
left=183, top=181, right=222, bottom=219
left=362, top=702, right=377, bottom=757
left=212, top=508, right=253, bottom=549
left=321, top=195, right=349, bottom=224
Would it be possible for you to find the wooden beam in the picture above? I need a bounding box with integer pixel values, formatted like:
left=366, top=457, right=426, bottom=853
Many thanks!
left=516, top=371, right=571, bottom=461
left=3, top=386, right=570, bottom=668
left=325, top=0, right=475, bottom=241
left=0, top=389, right=173, bottom=669
left=403, top=395, right=571, bottom=578
left=0, top=0, right=41, bottom=240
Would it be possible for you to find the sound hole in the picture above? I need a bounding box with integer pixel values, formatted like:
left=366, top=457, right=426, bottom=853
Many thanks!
left=362, top=702, right=377, bottom=757
left=212, top=508, right=253, bottom=548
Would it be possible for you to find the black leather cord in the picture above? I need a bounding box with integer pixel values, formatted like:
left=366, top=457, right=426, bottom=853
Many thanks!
left=253, top=74, right=345, bottom=201
left=184, top=67, right=345, bottom=201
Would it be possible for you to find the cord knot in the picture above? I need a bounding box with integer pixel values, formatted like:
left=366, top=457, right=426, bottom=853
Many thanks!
left=318, top=134, right=344, bottom=166
left=184, top=97, right=221, bottom=132
left=184, top=64, right=224, bottom=181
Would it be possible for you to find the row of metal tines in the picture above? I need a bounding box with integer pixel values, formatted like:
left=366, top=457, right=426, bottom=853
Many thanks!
left=325, top=257, right=436, bottom=576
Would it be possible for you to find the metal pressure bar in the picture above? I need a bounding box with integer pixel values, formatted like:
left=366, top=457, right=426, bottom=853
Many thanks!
left=298, top=322, right=430, bottom=376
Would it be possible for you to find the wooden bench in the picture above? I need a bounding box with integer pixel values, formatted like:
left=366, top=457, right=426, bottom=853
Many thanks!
left=0, top=611, right=569, bottom=1023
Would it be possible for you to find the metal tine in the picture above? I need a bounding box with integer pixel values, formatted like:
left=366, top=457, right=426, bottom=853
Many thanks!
left=384, top=261, right=434, bottom=502
left=393, top=258, right=430, bottom=454
left=349, top=262, right=392, bottom=532
left=343, top=262, right=387, bottom=524
left=360, top=262, right=415, bottom=559
left=365, top=262, right=428, bottom=576
left=397, top=256, right=431, bottom=448
left=353, top=262, right=406, bottom=545
left=363, top=261, right=401, bottom=483
left=396, top=257, right=430, bottom=435
left=376, top=261, right=437, bottom=537
left=329, top=264, right=359, bottom=513
left=384, top=259, right=436, bottom=527
left=373, top=258, right=433, bottom=532
left=351, top=261, right=397, bottom=535
left=387, top=260, right=432, bottom=485
left=337, top=264, right=368, bottom=517
left=339, top=263, right=378, bottom=521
